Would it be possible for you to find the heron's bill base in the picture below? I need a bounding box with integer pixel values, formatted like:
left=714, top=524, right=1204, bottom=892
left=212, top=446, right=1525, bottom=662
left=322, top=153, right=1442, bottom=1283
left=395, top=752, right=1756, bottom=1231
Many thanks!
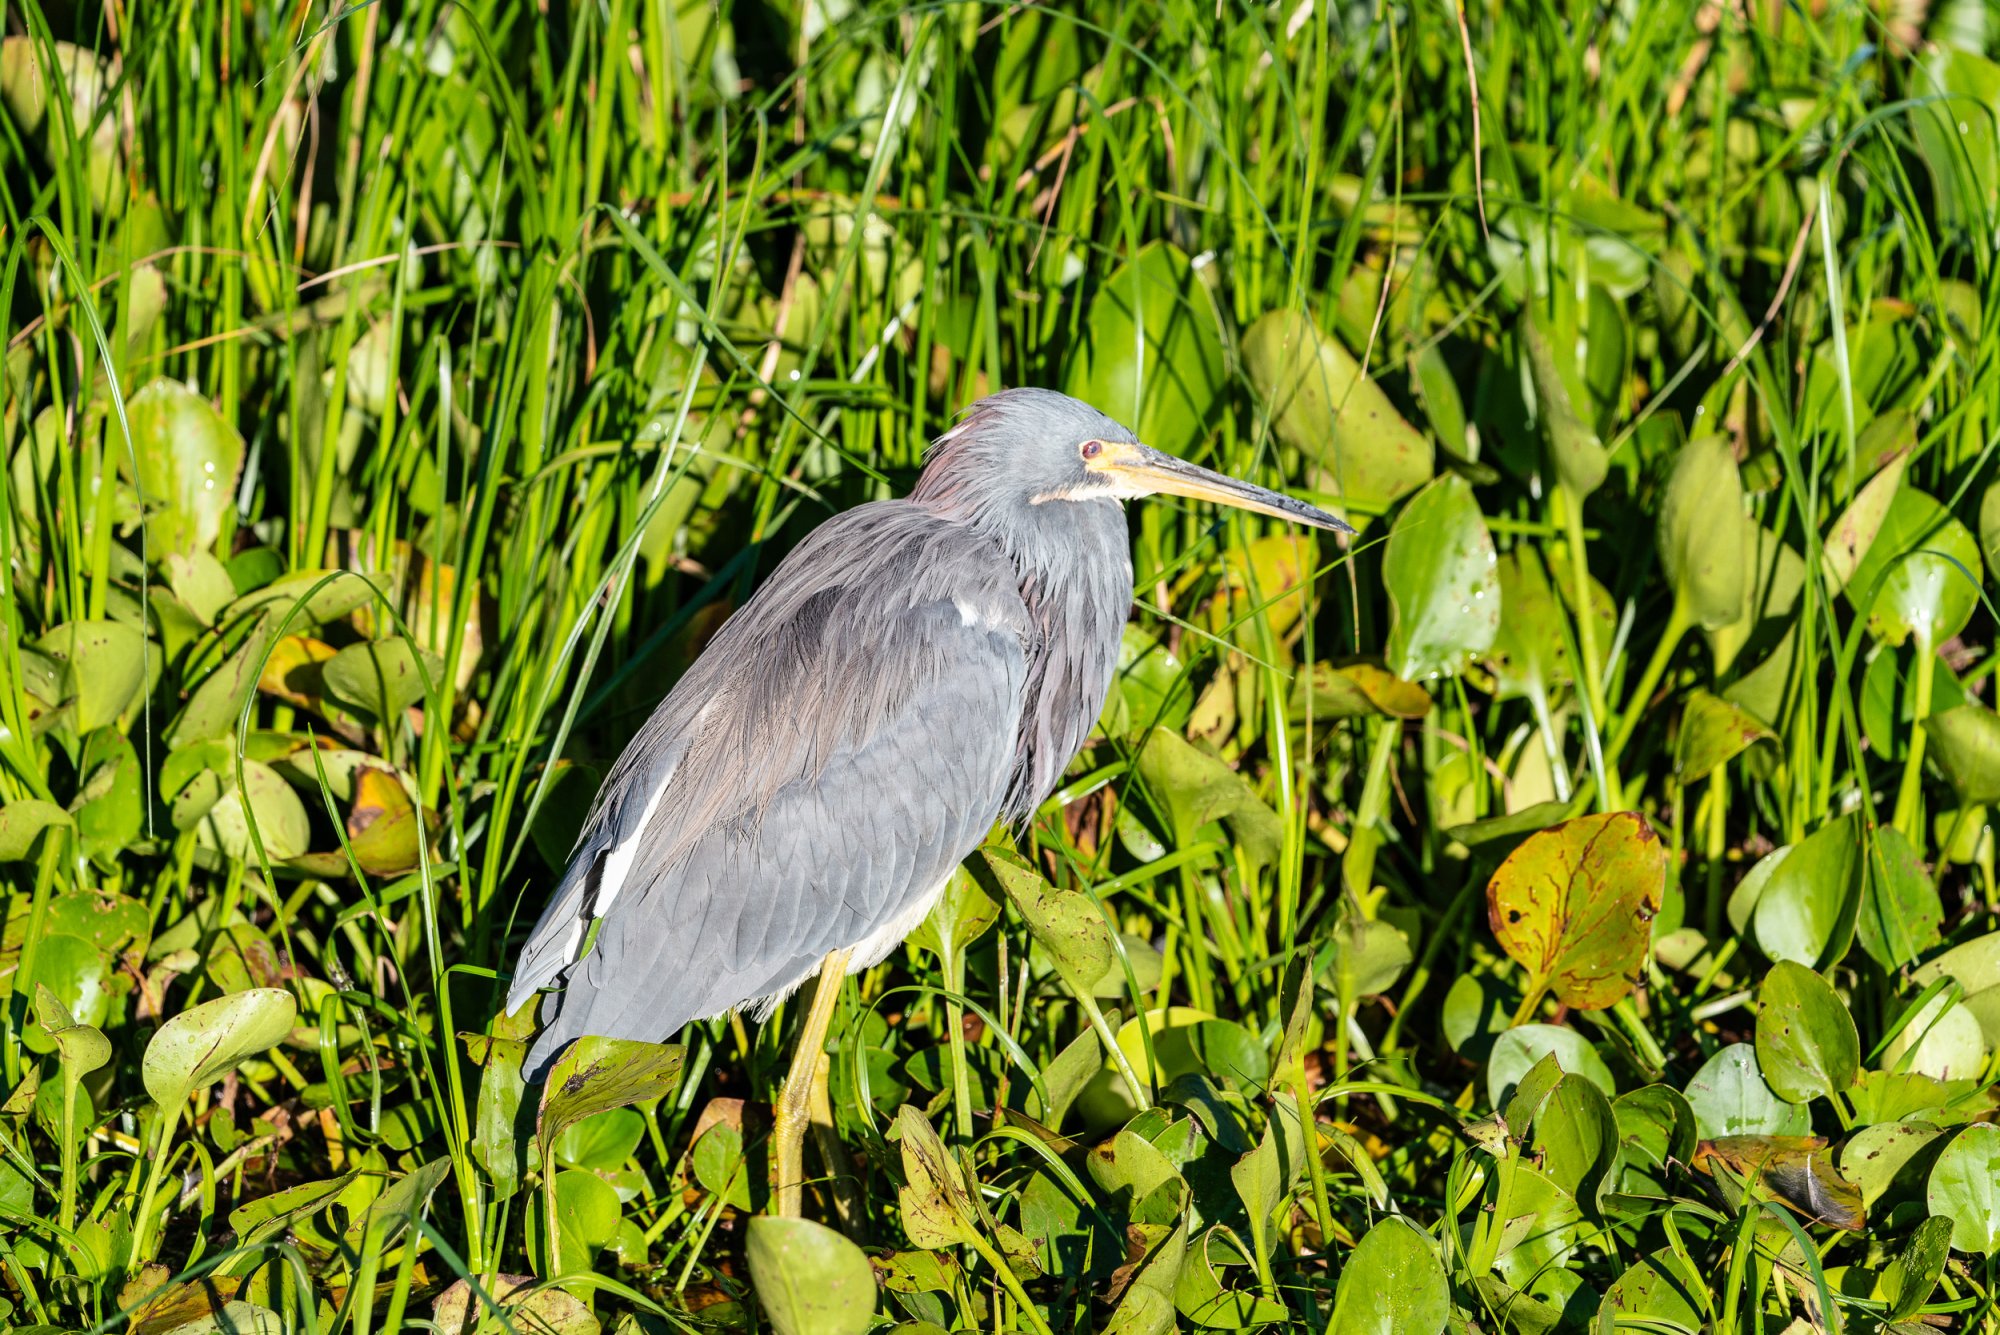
left=770, top=946, right=851, bottom=1218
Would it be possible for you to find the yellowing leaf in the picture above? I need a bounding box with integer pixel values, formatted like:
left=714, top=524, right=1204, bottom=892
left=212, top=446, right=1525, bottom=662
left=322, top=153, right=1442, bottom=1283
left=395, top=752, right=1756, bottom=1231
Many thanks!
left=1487, top=812, right=1667, bottom=1011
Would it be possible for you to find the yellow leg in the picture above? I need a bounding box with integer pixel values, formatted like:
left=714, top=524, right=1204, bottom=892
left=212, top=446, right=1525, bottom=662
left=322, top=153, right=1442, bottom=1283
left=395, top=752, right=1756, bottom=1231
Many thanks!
left=772, top=948, right=850, bottom=1217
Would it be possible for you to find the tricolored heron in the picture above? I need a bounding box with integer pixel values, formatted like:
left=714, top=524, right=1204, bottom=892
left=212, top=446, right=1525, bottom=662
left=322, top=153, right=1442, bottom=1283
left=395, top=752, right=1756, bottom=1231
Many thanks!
left=506, top=388, right=1349, bottom=1215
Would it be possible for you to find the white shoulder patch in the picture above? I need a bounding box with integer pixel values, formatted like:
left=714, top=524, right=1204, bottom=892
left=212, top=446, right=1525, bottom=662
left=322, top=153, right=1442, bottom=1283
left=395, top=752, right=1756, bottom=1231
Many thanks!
left=592, top=762, right=676, bottom=919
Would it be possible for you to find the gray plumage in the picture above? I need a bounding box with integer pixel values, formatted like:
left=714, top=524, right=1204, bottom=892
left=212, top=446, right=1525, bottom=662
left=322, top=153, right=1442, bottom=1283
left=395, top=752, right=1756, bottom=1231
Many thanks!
left=507, top=388, right=1347, bottom=1079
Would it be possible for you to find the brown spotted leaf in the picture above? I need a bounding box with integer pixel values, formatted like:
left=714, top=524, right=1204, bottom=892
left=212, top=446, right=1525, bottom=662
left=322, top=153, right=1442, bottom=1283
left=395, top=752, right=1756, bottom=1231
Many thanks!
left=1692, top=1135, right=1865, bottom=1232
left=1487, top=812, right=1668, bottom=1012
left=536, top=1035, right=684, bottom=1153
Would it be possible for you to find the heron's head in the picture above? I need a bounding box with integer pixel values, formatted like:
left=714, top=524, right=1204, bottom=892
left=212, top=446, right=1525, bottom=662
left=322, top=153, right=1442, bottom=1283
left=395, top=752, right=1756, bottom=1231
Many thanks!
left=912, top=388, right=1353, bottom=536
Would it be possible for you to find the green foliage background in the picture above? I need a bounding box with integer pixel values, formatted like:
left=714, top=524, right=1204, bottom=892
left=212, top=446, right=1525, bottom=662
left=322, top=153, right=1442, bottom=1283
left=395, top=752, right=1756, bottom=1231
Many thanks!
left=7, top=0, right=2000, bottom=1330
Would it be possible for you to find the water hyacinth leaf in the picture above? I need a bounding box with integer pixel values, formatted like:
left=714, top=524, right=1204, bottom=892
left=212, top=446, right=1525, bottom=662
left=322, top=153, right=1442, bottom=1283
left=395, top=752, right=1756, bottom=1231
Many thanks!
left=1708, top=520, right=1807, bottom=675
left=0, top=799, right=73, bottom=860
left=551, top=1107, right=644, bottom=1171
left=1131, top=731, right=1282, bottom=874
left=1691, top=1136, right=1864, bottom=1231
left=1328, top=1217, right=1449, bottom=1335
left=321, top=637, right=443, bottom=725
left=1859, top=825, right=1944, bottom=970
left=1240, top=308, right=1432, bottom=512
left=168, top=615, right=276, bottom=748
left=345, top=1155, right=452, bottom=1250
left=1486, top=547, right=1575, bottom=702
left=1754, top=961, right=1860, bottom=1104
left=31, top=985, right=111, bottom=1077
left=1321, top=914, right=1413, bottom=1004
left=228, top=1172, right=358, bottom=1245
left=21, top=937, right=111, bottom=1048
left=907, top=864, right=999, bottom=961
left=431, top=1275, right=599, bottom=1335
left=1892, top=1216, right=1955, bottom=1320
left=1753, top=813, right=1862, bottom=967
left=1926, top=1123, right=2000, bottom=1254
left=1613, top=1085, right=1696, bottom=1187
left=1287, top=660, right=1431, bottom=721
left=1383, top=474, right=1500, bottom=682
left=1102, top=1216, right=1188, bottom=1335
left=1823, top=452, right=1907, bottom=592
left=1490, top=1163, right=1588, bottom=1290
left=74, top=730, right=144, bottom=862
left=1600, top=1250, right=1706, bottom=1329
left=746, top=1216, right=877, bottom=1335
left=553, top=1168, right=620, bottom=1262
left=975, top=847, right=1114, bottom=993
left=537, top=1036, right=684, bottom=1150
left=1173, top=1228, right=1290, bottom=1327
left=1063, top=242, right=1224, bottom=459
left=225, top=568, right=383, bottom=628
left=1106, top=625, right=1192, bottom=736
left=1657, top=435, right=1746, bottom=629
left=199, top=759, right=311, bottom=863
left=124, top=378, right=246, bottom=556
left=1675, top=690, right=1773, bottom=781
left=1534, top=1074, right=1619, bottom=1205
left=1522, top=309, right=1608, bottom=497
left=896, top=1104, right=978, bottom=1249
left=1487, top=812, right=1667, bottom=1011
left=1927, top=702, right=2000, bottom=804
left=346, top=766, right=425, bottom=876
left=1684, top=1043, right=1809, bottom=1139
left=35, top=620, right=148, bottom=732
left=1843, top=1122, right=1947, bottom=1211
left=142, top=988, right=296, bottom=1108
left=1882, top=993, right=1988, bottom=1081
left=1486, top=1024, right=1616, bottom=1109
left=1845, top=486, right=1983, bottom=649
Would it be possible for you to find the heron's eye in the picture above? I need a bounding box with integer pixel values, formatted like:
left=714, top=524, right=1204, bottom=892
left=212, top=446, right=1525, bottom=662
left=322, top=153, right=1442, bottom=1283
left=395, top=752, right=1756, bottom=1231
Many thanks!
left=1081, top=440, right=1103, bottom=460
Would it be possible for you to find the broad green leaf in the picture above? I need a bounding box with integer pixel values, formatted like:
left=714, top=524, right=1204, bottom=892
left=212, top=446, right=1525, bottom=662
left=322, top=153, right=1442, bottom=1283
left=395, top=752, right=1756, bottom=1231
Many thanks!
left=1487, top=812, right=1667, bottom=1011
left=1927, top=1123, right=2000, bottom=1254
left=1241, top=308, right=1432, bottom=513
left=1534, top=1074, right=1619, bottom=1206
left=1845, top=486, right=1983, bottom=649
left=20, top=937, right=111, bottom=1049
left=1843, top=1121, right=1946, bottom=1211
left=1892, top=1216, right=1955, bottom=1319
left=1329, top=1217, right=1449, bottom=1335
left=1753, top=813, right=1862, bottom=967
left=907, top=864, right=999, bottom=960
left=1174, top=1226, right=1290, bottom=1328
left=553, top=1168, right=620, bottom=1262
left=432, top=1275, right=599, bottom=1335
left=1321, top=913, right=1412, bottom=1004
left=1383, top=474, right=1500, bottom=682
left=1064, top=242, right=1225, bottom=459
left=1106, top=626, right=1193, bottom=736
left=0, top=799, right=73, bottom=860
left=1674, top=690, right=1773, bottom=780
left=1522, top=310, right=1608, bottom=497
left=551, top=1107, right=645, bottom=1172
left=125, top=378, right=246, bottom=556
left=747, top=1217, right=877, bottom=1335
left=142, top=988, right=296, bottom=1108
left=1613, top=1085, right=1696, bottom=1191
left=1486, top=547, right=1583, bottom=702
left=1882, top=993, right=1988, bottom=1081
left=1927, top=702, right=2000, bottom=804
left=1490, top=1163, right=1587, bottom=1290
left=1102, top=1216, right=1188, bottom=1335
left=537, top=1036, right=684, bottom=1152
left=1287, top=660, right=1431, bottom=721
left=227, top=1172, right=358, bottom=1244
left=896, top=1105, right=978, bottom=1249
left=1657, top=436, right=1746, bottom=628
left=321, top=637, right=443, bottom=724
left=1824, top=452, right=1907, bottom=591
left=1132, top=730, right=1283, bottom=874
left=1487, top=1025, right=1616, bottom=1109
left=1858, top=825, right=1944, bottom=970
left=199, top=759, right=311, bottom=863
left=975, top=847, right=1113, bottom=994
left=31, top=984, right=110, bottom=1076
left=1600, top=1250, right=1705, bottom=1330
left=168, top=615, right=276, bottom=748
left=1755, top=961, right=1859, bottom=1104
left=74, top=729, right=144, bottom=863
left=1708, top=519, right=1807, bottom=675
left=36, top=620, right=148, bottom=731
left=1683, top=1043, right=1809, bottom=1139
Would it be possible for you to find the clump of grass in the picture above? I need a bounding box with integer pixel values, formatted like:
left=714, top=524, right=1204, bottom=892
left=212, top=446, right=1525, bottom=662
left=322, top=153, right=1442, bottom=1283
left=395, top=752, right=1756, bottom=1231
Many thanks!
left=4, top=0, right=2000, bottom=1331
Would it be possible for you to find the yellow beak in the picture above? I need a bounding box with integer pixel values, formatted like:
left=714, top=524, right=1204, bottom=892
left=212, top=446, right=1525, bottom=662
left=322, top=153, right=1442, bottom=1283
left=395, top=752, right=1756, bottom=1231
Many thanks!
left=1086, top=440, right=1353, bottom=533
